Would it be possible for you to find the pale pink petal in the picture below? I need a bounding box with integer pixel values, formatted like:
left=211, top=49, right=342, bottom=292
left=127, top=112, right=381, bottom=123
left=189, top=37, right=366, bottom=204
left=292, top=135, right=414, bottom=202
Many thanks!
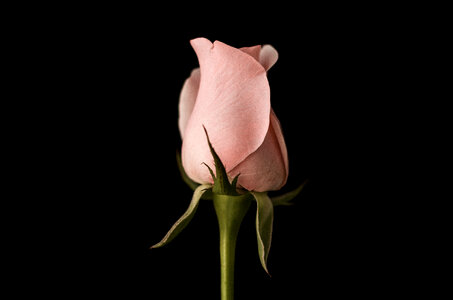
left=259, top=44, right=279, bottom=71
left=240, top=45, right=261, bottom=61
left=189, top=38, right=213, bottom=67
left=178, top=68, right=200, bottom=139
left=229, top=112, right=288, bottom=192
left=182, top=38, right=270, bottom=184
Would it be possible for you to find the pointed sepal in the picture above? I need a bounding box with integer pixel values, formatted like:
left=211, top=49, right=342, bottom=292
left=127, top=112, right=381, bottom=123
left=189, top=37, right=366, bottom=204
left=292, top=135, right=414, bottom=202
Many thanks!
left=251, top=191, right=274, bottom=275
left=151, top=184, right=212, bottom=248
left=203, top=126, right=239, bottom=196
left=271, top=180, right=308, bottom=206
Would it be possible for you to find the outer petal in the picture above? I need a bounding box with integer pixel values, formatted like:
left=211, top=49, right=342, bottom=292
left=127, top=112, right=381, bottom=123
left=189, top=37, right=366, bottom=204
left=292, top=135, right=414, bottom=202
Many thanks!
left=182, top=38, right=271, bottom=184
left=178, top=68, right=200, bottom=139
left=269, top=109, right=289, bottom=176
left=259, top=45, right=279, bottom=71
left=229, top=111, right=288, bottom=192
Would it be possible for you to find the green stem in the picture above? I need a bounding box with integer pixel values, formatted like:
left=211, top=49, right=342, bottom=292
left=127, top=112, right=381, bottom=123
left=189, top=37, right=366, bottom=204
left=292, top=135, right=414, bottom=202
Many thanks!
left=213, top=193, right=251, bottom=300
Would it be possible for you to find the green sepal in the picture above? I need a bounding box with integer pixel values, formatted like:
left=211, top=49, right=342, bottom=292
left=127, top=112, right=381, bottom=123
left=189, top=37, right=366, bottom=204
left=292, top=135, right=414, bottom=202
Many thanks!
left=151, top=184, right=212, bottom=249
left=251, top=191, right=274, bottom=275
left=231, top=174, right=240, bottom=191
left=271, top=180, right=308, bottom=206
left=203, top=126, right=239, bottom=196
left=176, top=150, right=213, bottom=200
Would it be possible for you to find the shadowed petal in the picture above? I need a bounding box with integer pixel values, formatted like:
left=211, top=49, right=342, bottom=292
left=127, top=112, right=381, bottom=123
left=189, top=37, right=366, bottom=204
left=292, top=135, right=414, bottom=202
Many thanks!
left=178, top=68, right=200, bottom=139
left=240, top=45, right=261, bottom=61
left=229, top=111, right=288, bottom=192
left=270, top=110, right=289, bottom=179
left=259, top=45, right=279, bottom=71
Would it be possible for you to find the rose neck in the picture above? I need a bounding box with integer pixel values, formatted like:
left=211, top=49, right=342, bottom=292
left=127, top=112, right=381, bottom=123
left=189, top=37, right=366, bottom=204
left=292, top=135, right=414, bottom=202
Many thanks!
left=213, top=193, right=251, bottom=300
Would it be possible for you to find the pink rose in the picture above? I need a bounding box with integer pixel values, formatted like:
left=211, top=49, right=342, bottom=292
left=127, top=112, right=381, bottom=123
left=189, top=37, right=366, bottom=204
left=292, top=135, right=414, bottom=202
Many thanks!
left=179, top=38, right=289, bottom=192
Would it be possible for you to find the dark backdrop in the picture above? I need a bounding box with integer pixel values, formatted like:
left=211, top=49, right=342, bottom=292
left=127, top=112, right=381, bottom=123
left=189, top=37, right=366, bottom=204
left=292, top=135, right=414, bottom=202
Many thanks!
left=54, top=8, right=404, bottom=299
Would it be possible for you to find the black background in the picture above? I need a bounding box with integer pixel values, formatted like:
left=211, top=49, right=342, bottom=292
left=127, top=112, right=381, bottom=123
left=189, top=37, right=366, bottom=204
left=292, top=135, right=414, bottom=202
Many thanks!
left=35, top=6, right=417, bottom=299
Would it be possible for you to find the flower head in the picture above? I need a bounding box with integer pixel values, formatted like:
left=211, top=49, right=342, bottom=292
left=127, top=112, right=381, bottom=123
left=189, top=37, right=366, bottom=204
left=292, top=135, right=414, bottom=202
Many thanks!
left=179, top=38, right=288, bottom=192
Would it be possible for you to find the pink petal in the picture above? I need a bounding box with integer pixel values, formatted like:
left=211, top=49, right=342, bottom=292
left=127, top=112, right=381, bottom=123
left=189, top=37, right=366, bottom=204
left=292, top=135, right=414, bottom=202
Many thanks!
left=259, top=45, right=279, bottom=71
left=182, top=38, right=270, bottom=184
left=269, top=109, right=289, bottom=178
left=240, top=45, right=261, bottom=61
left=189, top=37, right=213, bottom=65
left=229, top=111, right=288, bottom=192
left=178, top=68, right=200, bottom=139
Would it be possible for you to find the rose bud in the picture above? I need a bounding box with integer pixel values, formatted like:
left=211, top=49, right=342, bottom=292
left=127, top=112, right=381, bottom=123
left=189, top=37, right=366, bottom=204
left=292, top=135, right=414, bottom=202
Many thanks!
left=179, top=38, right=288, bottom=192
